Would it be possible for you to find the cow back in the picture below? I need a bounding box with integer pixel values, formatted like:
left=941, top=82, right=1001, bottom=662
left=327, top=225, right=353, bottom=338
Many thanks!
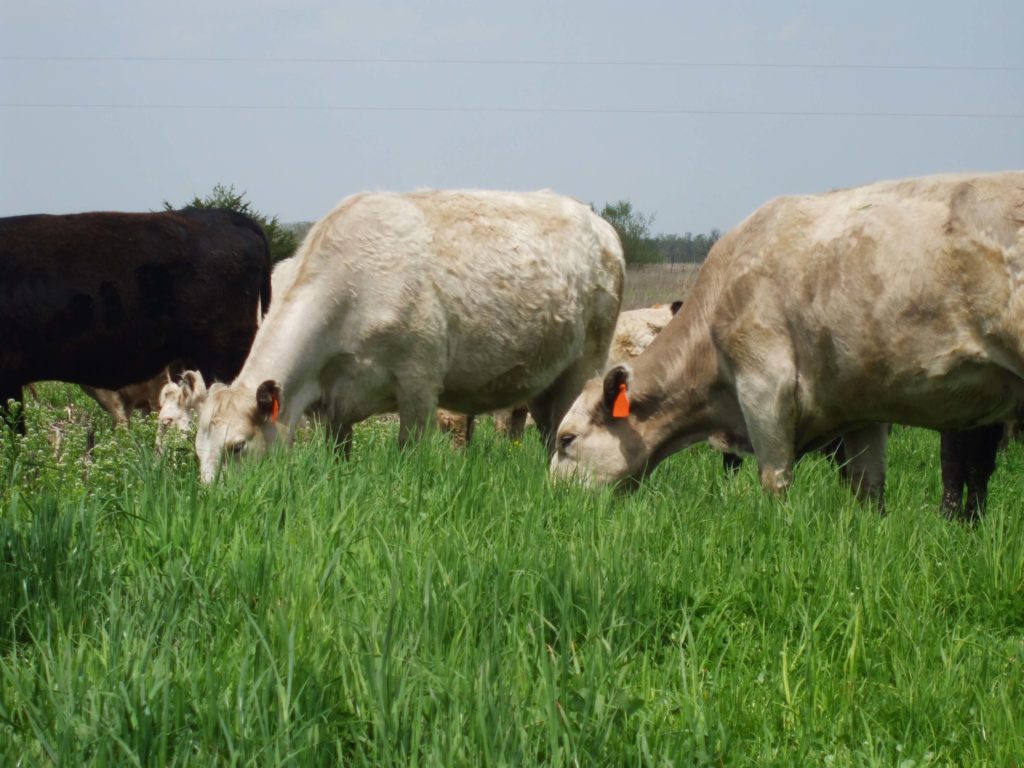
left=0, top=209, right=272, bottom=391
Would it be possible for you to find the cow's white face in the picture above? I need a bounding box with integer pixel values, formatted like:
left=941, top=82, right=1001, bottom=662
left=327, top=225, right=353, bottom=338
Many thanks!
left=155, top=372, right=210, bottom=454
left=158, top=383, right=192, bottom=432
left=195, top=380, right=281, bottom=483
left=549, top=367, right=652, bottom=487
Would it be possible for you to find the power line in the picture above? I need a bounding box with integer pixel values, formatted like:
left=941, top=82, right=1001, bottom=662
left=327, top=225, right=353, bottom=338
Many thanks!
left=1, top=55, right=1022, bottom=72
left=1, top=103, right=1022, bottom=118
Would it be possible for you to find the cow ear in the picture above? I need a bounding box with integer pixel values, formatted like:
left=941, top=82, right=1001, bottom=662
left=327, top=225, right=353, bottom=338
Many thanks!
left=602, top=365, right=632, bottom=418
left=670, top=300, right=683, bottom=315
left=181, top=370, right=207, bottom=398
left=255, top=380, right=282, bottom=424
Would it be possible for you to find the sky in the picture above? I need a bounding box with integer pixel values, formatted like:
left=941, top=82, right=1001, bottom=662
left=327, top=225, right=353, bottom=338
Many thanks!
left=2, top=1, right=1022, bottom=235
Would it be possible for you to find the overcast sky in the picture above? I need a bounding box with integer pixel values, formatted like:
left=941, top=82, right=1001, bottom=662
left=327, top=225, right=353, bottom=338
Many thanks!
left=2, top=1, right=1022, bottom=234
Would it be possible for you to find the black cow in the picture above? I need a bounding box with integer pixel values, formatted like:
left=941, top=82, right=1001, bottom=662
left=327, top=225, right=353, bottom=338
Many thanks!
left=0, top=209, right=271, bottom=431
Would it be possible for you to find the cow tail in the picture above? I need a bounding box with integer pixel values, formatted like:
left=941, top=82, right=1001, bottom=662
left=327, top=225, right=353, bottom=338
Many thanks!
left=260, top=256, right=272, bottom=320
left=258, top=227, right=272, bottom=320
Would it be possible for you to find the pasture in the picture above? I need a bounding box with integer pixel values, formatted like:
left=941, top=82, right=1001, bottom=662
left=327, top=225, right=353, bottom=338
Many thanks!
left=1, top=381, right=1023, bottom=766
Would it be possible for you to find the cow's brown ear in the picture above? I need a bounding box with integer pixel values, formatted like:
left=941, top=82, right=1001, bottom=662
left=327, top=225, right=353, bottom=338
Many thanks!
left=670, top=300, right=683, bottom=315
left=602, top=365, right=631, bottom=418
left=255, top=380, right=282, bottom=424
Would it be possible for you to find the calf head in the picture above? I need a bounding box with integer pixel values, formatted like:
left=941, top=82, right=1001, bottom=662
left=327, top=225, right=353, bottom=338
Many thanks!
left=156, top=371, right=209, bottom=453
left=195, top=379, right=283, bottom=483
left=158, top=371, right=208, bottom=431
left=550, top=365, right=653, bottom=486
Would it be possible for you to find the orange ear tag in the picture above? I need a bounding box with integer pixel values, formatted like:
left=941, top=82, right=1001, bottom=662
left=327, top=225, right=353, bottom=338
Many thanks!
left=612, top=383, right=630, bottom=418
left=270, top=395, right=280, bottom=424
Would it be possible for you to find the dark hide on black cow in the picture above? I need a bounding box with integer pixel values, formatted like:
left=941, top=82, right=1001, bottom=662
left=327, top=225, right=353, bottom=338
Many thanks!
left=0, top=209, right=271, bottom=430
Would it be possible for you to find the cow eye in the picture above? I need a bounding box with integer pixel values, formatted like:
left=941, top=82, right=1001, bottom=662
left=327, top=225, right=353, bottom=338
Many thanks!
left=559, top=434, right=576, bottom=454
left=229, top=440, right=246, bottom=455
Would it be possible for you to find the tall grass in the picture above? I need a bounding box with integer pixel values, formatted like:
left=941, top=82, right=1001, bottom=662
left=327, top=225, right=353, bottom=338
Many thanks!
left=1, top=385, right=1023, bottom=765
left=622, top=264, right=701, bottom=310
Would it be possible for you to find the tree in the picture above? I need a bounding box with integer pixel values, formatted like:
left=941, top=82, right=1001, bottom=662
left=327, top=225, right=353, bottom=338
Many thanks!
left=164, top=183, right=298, bottom=263
left=651, top=229, right=724, bottom=264
left=599, top=200, right=661, bottom=265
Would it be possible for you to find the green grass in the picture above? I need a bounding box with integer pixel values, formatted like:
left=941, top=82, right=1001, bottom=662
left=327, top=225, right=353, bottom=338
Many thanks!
left=1, top=383, right=1023, bottom=765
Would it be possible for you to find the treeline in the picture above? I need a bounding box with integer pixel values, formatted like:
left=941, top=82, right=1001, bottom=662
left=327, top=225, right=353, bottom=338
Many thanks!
left=650, top=231, right=723, bottom=264
left=169, top=186, right=721, bottom=267
left=599, top=199, right=721, bottom=265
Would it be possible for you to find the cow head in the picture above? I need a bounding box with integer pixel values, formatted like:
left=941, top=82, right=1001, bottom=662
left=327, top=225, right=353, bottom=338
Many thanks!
left=156, top=371, right=208, bottom=454
left=195, top=379, right=283, bottom=483
left=550, top=364, right=654, bottom=486
left=158, top=371, right=208, bottom=431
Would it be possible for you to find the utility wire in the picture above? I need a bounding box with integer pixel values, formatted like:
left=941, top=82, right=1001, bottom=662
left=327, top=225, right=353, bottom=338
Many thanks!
left=1, top=55, right=1022, bottom=72
left=1, top=103, right=1021, bottom=118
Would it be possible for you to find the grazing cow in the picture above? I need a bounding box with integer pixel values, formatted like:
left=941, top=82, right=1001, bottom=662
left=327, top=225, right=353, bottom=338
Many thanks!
left=551, top=172, right=1024, bottom=512
left=195, top=189, right=624, bottom=483
left=0, top=209, right=272, bottom=431
left=81, top=368, right=172, bottom=427
left=155, top=370, right=207, bottom=453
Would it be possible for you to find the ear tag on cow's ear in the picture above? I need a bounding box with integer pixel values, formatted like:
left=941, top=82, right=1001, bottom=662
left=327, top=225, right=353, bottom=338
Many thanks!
left=612, top=383, right=630, bottom=418
left=270, top=394, right=280, bottom=424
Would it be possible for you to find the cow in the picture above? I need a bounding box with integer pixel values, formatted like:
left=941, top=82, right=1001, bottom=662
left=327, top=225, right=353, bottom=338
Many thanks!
left=195, top=189, right=624, bottom=483
left=551, top=171, right=1024, bottom=514
left=607, top=301, right=683, bottom=367
left=81, top=368, right=172, bottom=427
left=0, top=209, right=272, bottom=432
left=155, top=370, right=208, bottom=453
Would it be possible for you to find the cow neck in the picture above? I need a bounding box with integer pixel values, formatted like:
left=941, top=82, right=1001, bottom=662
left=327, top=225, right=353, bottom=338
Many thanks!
left=233, top=300, right=327, bottom=422
left=629, top=271, right=730, bottom=447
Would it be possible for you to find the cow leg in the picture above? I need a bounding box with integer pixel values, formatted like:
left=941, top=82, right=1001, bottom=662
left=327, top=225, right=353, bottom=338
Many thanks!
left=818, top=437, right=848, bottom=480
left=494, top=406, right=528, bottom=441
left=81, top=385, right=129, bottom=428
left=396, top=387, right=439, bottom=449
left=939, top=430, right=968, bottom=518
left=436, top=409, right=473, bottom=448
left=507, top=406, right=528, bottom=440
left=722, top=452, right=743, bottom=473
left=945, top=423, right=1003, bottom=523
left=328, top=420, right=353, bottom=461
left=733, top=364, right=797, bottom=496
left=838, top=423, right=888, bottom=510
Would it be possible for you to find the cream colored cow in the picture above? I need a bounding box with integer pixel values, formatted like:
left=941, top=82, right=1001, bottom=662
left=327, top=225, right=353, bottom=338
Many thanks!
left=196, top=189, right=624, bottom=482
left=552, top=171, right=1024, bottom=508
left=154, top=370, right=207, bottom=453
left=606, top=301, right=683, bottom=367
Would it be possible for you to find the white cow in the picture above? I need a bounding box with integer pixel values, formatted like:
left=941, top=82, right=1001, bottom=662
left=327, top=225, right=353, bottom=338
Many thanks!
left=606, top=301, right=683, bottom=367
left=155, top=370, right=207, bottom=453
left=195, top=189, right=624, bottom=482
left=552, top=171, right=1024, bottom=509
